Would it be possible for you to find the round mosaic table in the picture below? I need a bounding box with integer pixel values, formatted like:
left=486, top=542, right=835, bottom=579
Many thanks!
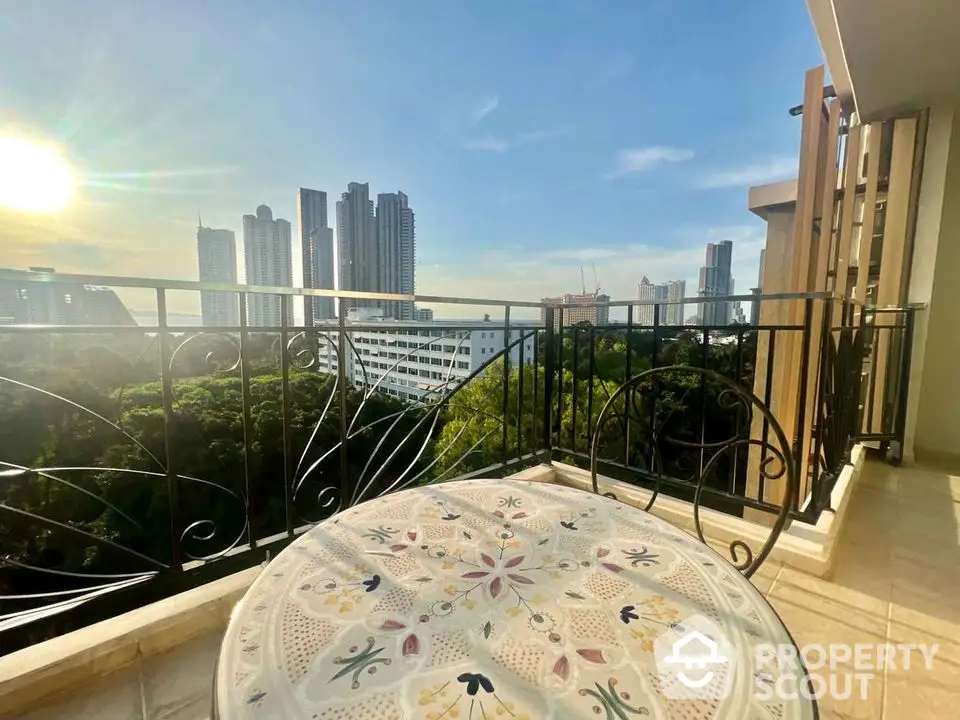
left=216, top=480, right=816, bottom=719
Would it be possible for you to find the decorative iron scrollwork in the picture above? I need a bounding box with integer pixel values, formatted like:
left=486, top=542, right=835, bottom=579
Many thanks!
left=1, top=321, right=536, bottom=638
left=814, top=326, right=865, bottom=513
left=589, top=366, right=796, bottom=578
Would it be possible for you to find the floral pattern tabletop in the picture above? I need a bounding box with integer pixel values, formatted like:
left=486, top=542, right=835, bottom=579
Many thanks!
left=216, top=480, right=815, bottom=720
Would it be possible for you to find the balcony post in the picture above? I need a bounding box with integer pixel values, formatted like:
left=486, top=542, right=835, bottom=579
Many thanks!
left=279, top=302, right=294, bottom=537
left=338, top=301, right=350, bottom=506
left=238, top=297, right=257, bottom=549
left=501, top=306, right=511, bottom=465
left=892, top=307, right=916, bottom=465
left=792, top=297, right=815, bottom=510
left=542, top=306, right=555, bottom=457
left=156, top=288, right=183, bottom=569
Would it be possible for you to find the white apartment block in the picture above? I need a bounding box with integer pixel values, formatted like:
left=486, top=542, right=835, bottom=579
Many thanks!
left=312, top=320, right=537, bottom=403
left=196, top=225, right=238, bottom=327
left=637, top=277, right=685, bottom=326
left=243, top=204, right=293, bottom=327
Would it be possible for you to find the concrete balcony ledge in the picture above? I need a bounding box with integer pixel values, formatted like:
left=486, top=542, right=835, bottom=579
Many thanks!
left=0, top=565, right=261, bottom=718
left=0, top=467, right=560, bottom=718
left=549, top=445, right=866, bottom=579
left=0, top=459, right=859, bottom=717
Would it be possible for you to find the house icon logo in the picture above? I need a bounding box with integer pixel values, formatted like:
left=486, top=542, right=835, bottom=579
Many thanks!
left=654, top=614, right=737, bottom=700
left=663, top=630, right=728, bottom=687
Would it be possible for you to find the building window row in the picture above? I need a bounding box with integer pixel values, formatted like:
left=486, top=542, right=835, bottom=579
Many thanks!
left=353, top=330, right=470, bottom=345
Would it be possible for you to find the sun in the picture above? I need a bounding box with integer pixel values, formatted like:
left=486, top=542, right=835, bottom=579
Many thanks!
left=0, top=136, right=74, bottom=213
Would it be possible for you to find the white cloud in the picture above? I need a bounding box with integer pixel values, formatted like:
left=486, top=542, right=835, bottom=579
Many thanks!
left=470, top=96, right=499, bottom=125
left=699, top=156, right=798, bottom=189
left=608, top=146, right=694, bottom=178
left=461, top=124, right=574, bottom=153
left=417, top=225, right=766, bottom=321
left=457, top=94, right=572, bottom=153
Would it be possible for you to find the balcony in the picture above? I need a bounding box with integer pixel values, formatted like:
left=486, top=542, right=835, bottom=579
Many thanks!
left=0, top=270, right=945, bottom=719
left=5, top=461, right=957, bottom=719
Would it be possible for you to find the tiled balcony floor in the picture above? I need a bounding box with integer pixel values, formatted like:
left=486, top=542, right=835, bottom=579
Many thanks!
left=17, top=460, right=960, bottom=719
left=759, top=460, right=960, bottom=720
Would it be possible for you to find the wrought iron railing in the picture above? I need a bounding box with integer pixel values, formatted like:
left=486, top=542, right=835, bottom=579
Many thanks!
left=0, top=269, right=917, bottom=652
left=808, top=301, right=919, bottom=514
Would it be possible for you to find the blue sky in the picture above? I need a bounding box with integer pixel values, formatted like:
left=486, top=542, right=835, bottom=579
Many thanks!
left=0, top=0, right=824, bottom=317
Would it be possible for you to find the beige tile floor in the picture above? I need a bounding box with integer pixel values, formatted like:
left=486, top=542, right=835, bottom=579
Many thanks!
left=756, top=460, right=960, bottom=720
left=17, top=460, right=960, bottom=719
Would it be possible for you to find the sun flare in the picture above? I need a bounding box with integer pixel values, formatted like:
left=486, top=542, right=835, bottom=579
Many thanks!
left=0, top=136, right=74, bottom=213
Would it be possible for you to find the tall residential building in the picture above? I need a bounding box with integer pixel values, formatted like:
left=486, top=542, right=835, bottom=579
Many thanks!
left=732, top=301, right=747, bottom=324
left=539, top=291, right=611, bottom=327
left=376, top=192, right=416, bottom=320
left=337, top=182, right=378, bottom=310
left=663, top=280, right=686, bottom=326
left=242, top=204, right=293, bottom=327
left=698, top=240, right=734, bottom=325
left=637, top=276, right=658, bottom=326
left=297, top=188, right=335, bottom=325
left=196, top=224, right=238, bottom=327
left=637, top=277, right=686, bottom=326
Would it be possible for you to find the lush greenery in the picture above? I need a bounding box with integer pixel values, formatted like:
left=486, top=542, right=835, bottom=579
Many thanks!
left=0, top=325, right=756, bottom=648
left=437, top=327, right=757, bottom=486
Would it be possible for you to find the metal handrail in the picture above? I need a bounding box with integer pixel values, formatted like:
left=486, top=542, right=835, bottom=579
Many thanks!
left=0, top=267, right=881, bottom=310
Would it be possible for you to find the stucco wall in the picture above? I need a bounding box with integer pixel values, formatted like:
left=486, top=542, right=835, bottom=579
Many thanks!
left=910, top=105, right=960, bottom=465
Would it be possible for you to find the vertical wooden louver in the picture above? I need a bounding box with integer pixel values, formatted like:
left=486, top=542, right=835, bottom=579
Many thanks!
left=747, top=65, right=924, bottom=516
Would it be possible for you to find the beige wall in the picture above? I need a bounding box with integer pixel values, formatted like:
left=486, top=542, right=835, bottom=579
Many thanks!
left=909, top=105, right=960, bottom=465
left=745, top=205, right=795, bottom=519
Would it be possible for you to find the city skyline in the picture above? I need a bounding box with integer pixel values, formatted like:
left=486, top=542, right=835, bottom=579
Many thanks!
left=0, top=1, right=813, bottom=318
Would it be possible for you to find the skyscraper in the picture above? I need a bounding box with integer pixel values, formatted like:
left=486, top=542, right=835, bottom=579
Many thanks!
left=698, top=240, right=734, bottom=325
left=637, top=277, right=686, bottom=326
left=337, top=182, right=378, bottom=310
left=197, top=224, right=239, bottom=327
left=242, top=204, right=293, bottom=327
left=637, top=276, right=658, bottom=326
left=376, top=191, right=416, bottom=320
left=663, top=280, right=686, bottom=326
left=297, top=188, right=334, bottom=325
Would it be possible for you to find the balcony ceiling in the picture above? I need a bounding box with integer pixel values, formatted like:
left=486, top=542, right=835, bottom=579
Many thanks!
left=808, top=0, right=960, bottom=122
